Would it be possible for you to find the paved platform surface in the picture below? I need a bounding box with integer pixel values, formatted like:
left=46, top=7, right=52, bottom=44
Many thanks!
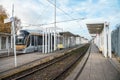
left=0, top=52, right=54, bottom=73
left=77, top=44, right=120, bottom=80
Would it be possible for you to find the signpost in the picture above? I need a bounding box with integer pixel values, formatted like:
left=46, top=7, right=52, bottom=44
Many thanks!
left=12, top=4, right=17, bottom=67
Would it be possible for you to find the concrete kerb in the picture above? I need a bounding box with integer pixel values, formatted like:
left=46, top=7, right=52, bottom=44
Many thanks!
left=0, top=45, right=84, bottom=79
left=65, top=44, right=91, bottom=80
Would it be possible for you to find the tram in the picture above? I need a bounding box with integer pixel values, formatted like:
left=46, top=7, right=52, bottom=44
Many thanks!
left=16, top=29, right=43, bottom=53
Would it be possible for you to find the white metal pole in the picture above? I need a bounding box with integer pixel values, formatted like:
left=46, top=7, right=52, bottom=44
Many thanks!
left=108, top=25, right=112, bottom=58
left=0, top=37, right=1, bottom=50
left=64, top=36, right=67, bottom=48
left=73, top=37, right=76, bottom=46
left=57, top=33, right=59, bottom=50
left=75, top=37, right=76, bottom=46
left=103, top=23, right=107, bottom=57
left=51, top=30, right=53, bottom=52
left=54, top=31, right=56, bottom=51
left=45, top=28, right=47, bottom=53
left=54, top=0, right=56, bottom=51
left=6, top=37, right=10, bottom=56
left=12, top=4, right=17, bottom=67
left=79, top=37, right=81, bottom=44
left=68, top=37, right=69, bottom=48
left=42, top=30, right=44, bottom=53
left=64, top=37, right=66, bottom=48
left=45, top=29, right=46, bottom=53
left=11, top=32, right=13, bottom=48
left=56, top=32, right=58, bottom=50
left=47, top=29, right=48, bottom=53
left=99, top=34, right=101, bottom=50
left=48, top=28, right=50, bottom=53
left=63, top=36, right=64, bottom=48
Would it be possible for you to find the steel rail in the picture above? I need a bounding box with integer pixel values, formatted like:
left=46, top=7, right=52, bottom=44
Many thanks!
left=53, top=45, right=90, bottom=80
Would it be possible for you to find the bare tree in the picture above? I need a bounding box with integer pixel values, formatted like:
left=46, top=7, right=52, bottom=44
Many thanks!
left=0, top=5, right=7, bottom=22
left=0, top=5, right=21, bottom=33
left=0, top=5, right=10, bottom=33
left=14, top=16, right=21, bottom=33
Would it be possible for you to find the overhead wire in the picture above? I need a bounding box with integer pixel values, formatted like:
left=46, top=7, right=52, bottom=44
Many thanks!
left=23, top=0, right=86, bottom=36
left=23, top=0, right=85, bottom=27
left=31, top=1, right=51, bottom=24
left=46, top=0, right=75, bottom=20
left=43, top=0, right=89, bottom=38
left=46, top=0, right=86, bottom=30
left=23, top=17, right=85, bottom=26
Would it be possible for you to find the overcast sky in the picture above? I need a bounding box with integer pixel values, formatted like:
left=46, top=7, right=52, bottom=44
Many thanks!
left=0, top=0, right=120, bottom=39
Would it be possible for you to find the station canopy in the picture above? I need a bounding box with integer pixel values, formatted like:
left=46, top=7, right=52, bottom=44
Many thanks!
left=60, top=31, right=75, bottom=37
left=86, top=23, right=104, bottom=34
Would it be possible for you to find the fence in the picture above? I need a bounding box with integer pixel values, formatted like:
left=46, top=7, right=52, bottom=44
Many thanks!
left=111, top=25, right=120, bottom=57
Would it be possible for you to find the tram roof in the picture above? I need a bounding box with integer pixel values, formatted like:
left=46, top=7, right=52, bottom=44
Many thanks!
left=18, top=29, right=43, bottom=35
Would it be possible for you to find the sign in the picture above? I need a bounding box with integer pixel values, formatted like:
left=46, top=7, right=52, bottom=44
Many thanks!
left=4, top=18, right=11, bottom=23
left=4, top=17, right=14, bottom=23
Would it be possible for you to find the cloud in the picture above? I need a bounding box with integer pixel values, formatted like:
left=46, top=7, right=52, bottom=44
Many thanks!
left=0, top=0, right=120, bottom=40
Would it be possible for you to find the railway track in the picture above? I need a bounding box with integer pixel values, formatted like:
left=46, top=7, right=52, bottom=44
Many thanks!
left=53, top=44, right=90, bottom=80
left=2, top=44, right=90, bottom=80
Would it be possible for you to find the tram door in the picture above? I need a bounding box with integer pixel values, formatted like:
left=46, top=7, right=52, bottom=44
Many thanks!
left=34, top=36, right=38, bottom=51
left=31, top=35, right=38, bottom=52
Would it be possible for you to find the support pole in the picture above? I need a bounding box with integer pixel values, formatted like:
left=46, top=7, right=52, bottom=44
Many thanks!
left=68, top=37, right=69, bottom=48
left=48, top=29, right=50, bottom=53
left=11, top=32, right=13, bottom=48
left=12, top=4, right=17, bottom=67
left=64, top=37, right=66, bottom=48
left=51, top=30, right=53, bottom=52
left=0, top=37, right=1, bottom=50
left=42, top=30, right=45, bottom=53
left=45, top=28, right=48, bottom=53
left=54, top=31, right=56, bottom=51
left=62, top=36, right=64, bottom=48
left=54, top=0, right=56, bottom=51
left=103, top=23, right=107, bottom=57
left=57, top=33, right=59, bottom=50
left=108, top=24, right=112, bottom=58
left=99, top=34, right=101, bottom=50
left=6, top=37, right=10, bottom=56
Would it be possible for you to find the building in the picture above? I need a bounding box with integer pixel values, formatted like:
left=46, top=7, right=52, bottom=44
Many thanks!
left=0, top=33, right=12, bottom=54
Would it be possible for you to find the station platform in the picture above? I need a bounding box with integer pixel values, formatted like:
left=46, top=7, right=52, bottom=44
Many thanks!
left=0, top=45, right=82, bottom=79
left=66, top=44, right=120, bottom=80
left=0, top=52, right=54, bottom=72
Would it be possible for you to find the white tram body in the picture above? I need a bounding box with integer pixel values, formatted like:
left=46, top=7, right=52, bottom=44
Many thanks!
left=16, top=30, right=82, bottom=53
left=16, top=29, right=43, bottom=53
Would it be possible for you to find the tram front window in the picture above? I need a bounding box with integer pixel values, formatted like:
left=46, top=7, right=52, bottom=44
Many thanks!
left=16, top=36, right=25, bottom=45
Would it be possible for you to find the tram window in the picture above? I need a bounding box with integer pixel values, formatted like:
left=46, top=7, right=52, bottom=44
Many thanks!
left=27, top=36, right=30, bottom=47
left=38, top=36, right=40, bottom=45
left=38, top=36, right=42, bottom=45
left=35, top=36, right=37, bottom=46
left=31, top=35, right=35, bottom=46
